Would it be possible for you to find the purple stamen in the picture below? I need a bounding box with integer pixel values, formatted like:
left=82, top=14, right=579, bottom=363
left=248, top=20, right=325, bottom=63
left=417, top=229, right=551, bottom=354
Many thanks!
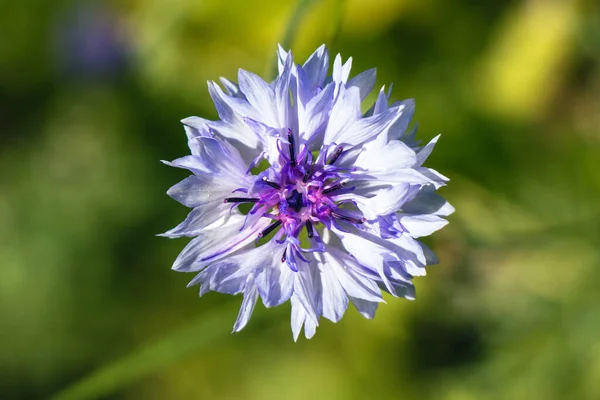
left=305, top=220, right=314, bottom=238
left=237, top=129, right=365, bottom=247
left=281, top=248, right=287, bottom=263
left=322, top=182, right=346, bottom=194
left=224, top=197, right=259, bottom=204
left=332, top=212, right=365, bottom=225
left=303, top=162, right=313, bottom=182
left=287, top=129, right=296, bottom=167
left=327, top=146, right=343, bottom=165
left=258, top=220, right=282, bottom=238
left=261, top=177, right=281, bottom=190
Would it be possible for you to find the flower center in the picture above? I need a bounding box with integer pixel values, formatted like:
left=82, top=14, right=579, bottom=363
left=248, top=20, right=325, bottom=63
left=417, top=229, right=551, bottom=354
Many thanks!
left=225, top=131, right=364, bottom=263
left=286, top=189, right=303, bottom=212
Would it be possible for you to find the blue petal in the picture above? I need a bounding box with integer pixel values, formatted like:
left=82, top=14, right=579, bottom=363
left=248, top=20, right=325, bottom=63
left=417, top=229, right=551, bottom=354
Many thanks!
left=387, top=99, right=415, bottom=141
left=332, top=103, right=406, bottom=148
left=158, top=202, right=231, bottom=238
left=180, top=116, right=211, bottom=150
left=292, top=260, right=320, bottom=325
left=302, top=44, right=329, bottom=93
left=323, top=86, right=362, bottom=146
left=347, top=68, right=376, bottom=101
left=275, top=53, right=298, bottom=134
left=164, top=137, right=247, bottom=176
left=415, top=134, right=440, bottom=166
left=372, top=85, right=391, bottom=116
left=172, top=215, right=269, bottom=272
left=166, top=176, right=214, bottom=208
left=349, top=297, right=378, bottom=319
left=276, top=44, right=289, bottom=76
left=302, top=83, right=335, bottom=146
left=325, top=247, right=384, bottom=303
left=219, top=77, right=245, bottom=99
left=316, top=254, right=348, bottom=323
left=254, top=244, right=294, bottom=307
left=207, top=119, right=262, bottom=165
left=195, top=260, right=252, bottom=295
left=238, top=69, right=278, bottom=127
left=332, top=226, right=427, bottom=296
left=208, top=81, right=256, bottom=123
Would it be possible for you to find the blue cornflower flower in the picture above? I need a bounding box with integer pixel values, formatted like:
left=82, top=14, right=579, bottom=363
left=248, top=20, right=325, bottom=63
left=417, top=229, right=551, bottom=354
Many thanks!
left=162, top=45, right=453, bottom=340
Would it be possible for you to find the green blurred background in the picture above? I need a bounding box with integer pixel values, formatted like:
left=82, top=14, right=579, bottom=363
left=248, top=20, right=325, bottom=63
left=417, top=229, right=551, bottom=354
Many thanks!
left=2, top=0, right=600, bottom=398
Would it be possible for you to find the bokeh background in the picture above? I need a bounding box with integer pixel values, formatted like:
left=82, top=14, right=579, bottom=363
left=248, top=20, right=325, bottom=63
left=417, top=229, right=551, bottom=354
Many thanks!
left=2, top=0, right=600, bottom=398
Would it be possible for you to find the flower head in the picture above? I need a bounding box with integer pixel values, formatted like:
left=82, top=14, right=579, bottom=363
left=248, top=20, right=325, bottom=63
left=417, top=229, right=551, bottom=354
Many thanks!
left=162, top=45, right=453, bottom=340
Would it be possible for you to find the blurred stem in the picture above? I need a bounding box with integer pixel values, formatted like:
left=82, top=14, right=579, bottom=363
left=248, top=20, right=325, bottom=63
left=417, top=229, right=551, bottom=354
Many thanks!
left=266, top=0, right=316, bottom=79
left=328, top=0, right=348, bottom=50
left=50, top=306, right=279, bottom=400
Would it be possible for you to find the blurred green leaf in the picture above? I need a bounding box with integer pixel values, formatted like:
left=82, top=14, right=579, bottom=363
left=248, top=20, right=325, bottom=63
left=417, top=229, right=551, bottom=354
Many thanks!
left=328, top=0, right=348, bottom=49
left=266, top=0, right=317, bottom=79
left=50, top=306, right=277, bottom=400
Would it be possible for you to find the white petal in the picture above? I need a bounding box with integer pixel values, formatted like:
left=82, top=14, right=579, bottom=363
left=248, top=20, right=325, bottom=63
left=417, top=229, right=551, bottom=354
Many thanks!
left=333, top=227, right=428, bottom=295
left=277, top=44, right=289, bottom=75
left=159, top=201, right=232, bottom=237
left=355, top=139, right=417, bottom=172
left=399, top=214, right=449, bottom=238
left=202, top=83, right=263, bottom=163
left=304, top=314, right=317, bottom=339
left=323, top=86, right=362, bottom=146
left=194, top=259, right=253, bottom=295
left=334, top=229, right=395, bottom=294
left=180, top=117, right=211, bottom=151
left=353, top=168, right=445, bottom=189
left=207, top=81, right=256, bottom=123
left=395, top=233, right=427, bottom=261
left=324, top=247, right=384, bottom=303
left=172, top=215, right=269, bottom=272
left=390, top=234, right=427, bottom=276
left=315, top=253, right=348, bottom=323
left=331, top=103, right=405, bottom=148
left=189, top=239, right=283, bottom=295
left=255, top=247, right=295, bottom=307
left=301, top=83, right=335, bottom=146
left=164, top=158, right=253, bottom=208
left=332, top=54, right=352, bottom=84
left=290, top=293, right=319, bottom=340
left=165, top=137, right=247, bottom=177
left=290, top=295, right=306, bottom=341
left=232, top=278, right=259, bottom=332
left=275, top=54, right=298, bottom=133
left=361, top=183, right=413, bottom=216
left=293, top=261, right=320, bottom=325
left=238, top=69, right=278, bottom=127
left=415, top=167, right=449, bottom=188
left=166, top=175, right=231, bottom=208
